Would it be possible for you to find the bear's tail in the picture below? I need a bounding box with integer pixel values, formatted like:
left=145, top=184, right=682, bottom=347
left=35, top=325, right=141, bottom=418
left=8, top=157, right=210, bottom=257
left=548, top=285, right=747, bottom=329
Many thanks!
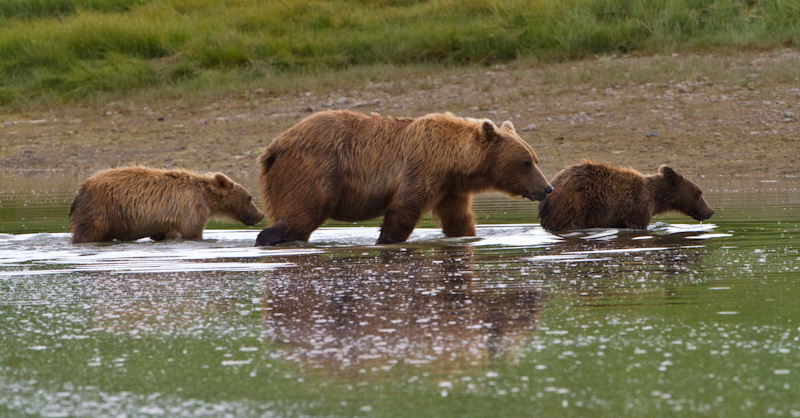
left=69, top=196, right=79, bottom=218
left=67, top=194, right=82, bottom=239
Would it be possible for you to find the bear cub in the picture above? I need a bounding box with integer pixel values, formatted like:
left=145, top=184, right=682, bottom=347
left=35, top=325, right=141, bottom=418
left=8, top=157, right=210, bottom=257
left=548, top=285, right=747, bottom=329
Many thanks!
left=538, top=161, right=714, bottom=231
left=69, top=166, right=264, bottom=243
left=255, top=110, right=553, bottom=246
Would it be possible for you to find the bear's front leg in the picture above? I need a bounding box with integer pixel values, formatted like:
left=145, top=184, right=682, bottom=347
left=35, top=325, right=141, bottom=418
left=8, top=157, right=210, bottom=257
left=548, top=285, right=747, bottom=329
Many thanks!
left=433, top=193, right=476, bottom=237
left=622, top=210, right=651, bottom=230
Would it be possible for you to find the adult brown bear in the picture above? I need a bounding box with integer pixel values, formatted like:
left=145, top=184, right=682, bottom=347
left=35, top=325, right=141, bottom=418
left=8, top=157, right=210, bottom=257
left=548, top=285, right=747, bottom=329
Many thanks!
left=255, top=110, right=553, bottom=246
left=538, top=161, right=714, bottom=231
left=69, top=166, right=264, bottom=243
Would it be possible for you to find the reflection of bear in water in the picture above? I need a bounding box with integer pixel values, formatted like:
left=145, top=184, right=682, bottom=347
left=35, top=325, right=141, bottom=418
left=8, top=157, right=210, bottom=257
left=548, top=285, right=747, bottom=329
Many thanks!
left=263, top=247, right=544, bottom=369
left=255, top=110, right=553, bottom=246
left=539, top=161, right=714, bottom=231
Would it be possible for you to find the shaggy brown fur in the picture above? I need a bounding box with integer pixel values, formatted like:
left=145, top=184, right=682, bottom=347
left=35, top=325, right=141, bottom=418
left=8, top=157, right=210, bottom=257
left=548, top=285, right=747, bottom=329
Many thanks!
left=538, top=161, right=714, bottom=231
left=255, top=110, right=553, bottom=246
left=69, top=166, right=264, bottom=243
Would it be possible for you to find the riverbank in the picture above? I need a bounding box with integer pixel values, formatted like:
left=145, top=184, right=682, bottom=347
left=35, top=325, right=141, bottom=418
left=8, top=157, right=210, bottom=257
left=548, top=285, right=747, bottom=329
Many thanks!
left=2, top=50, right=798, bottom=180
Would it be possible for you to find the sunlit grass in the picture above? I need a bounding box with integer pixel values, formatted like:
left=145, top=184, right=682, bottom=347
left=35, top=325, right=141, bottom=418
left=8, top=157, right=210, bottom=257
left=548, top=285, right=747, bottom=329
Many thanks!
left=0, top=0, right=798, bottom=109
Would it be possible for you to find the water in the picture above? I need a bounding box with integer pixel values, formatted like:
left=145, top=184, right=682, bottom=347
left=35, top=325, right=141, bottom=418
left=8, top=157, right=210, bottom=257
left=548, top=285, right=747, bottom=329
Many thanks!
left=1, top=172, right=799, bottom=417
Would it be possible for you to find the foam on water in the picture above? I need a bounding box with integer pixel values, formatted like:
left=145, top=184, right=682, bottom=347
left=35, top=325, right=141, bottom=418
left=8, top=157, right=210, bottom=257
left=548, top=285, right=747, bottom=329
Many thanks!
left=0, top=223, right=721, bottom=277
left=652, top=222, right=718, bottom=234
left=468, top=224, right=562, bottom=247
left=0, top=230, right=315, bottom=276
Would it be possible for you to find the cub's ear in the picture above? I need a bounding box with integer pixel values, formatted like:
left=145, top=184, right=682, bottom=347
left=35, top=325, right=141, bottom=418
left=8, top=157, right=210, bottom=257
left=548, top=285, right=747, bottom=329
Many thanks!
left=501, top=120, right=516, bottom=133
left=214, top=173, right=234, bottom=190
left=659, top=165, right=683, bottom=185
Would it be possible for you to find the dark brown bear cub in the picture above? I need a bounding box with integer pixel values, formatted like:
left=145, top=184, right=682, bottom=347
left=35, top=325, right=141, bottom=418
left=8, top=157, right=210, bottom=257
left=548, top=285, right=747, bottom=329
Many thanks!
left=255, top=110, right=553, bottom=246
left=538, top=161, right=714, bottom=231
left=69, top=166, right=264, bottom=243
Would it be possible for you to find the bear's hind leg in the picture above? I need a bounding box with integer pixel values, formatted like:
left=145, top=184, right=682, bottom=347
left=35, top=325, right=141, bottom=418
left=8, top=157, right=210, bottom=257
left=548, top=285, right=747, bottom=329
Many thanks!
left=150, top=230, right=183, bottom=241
left=70, top=216, right=109, bottom=244
left=377, top=204, right=424, bottom=244
left=178, top=224, right=204, bottom=240
left=70, top=226, right=98, bottom=244
left=622, top=216, right=650, bottom=230
left=433, top=193, right=476, bottom=237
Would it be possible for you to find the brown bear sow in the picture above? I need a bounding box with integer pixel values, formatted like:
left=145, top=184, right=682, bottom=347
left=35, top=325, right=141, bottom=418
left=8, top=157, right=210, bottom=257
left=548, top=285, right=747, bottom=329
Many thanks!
left=255, top=110, right=553, bottom=246
left=69, top=167, right=264, bottom=243
left=538, top=161, right=714, bottom=231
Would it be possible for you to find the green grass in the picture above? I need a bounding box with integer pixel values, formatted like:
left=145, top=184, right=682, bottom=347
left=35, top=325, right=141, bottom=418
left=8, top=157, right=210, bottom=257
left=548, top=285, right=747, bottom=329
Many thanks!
left=1, top=0, right=798, bottom=109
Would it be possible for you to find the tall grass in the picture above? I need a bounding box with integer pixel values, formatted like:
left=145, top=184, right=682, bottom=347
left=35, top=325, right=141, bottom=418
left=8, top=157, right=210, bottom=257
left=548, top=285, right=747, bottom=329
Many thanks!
left=0, top=0, right=149, bottom=18
left=0, top=0, right=797, bottom=108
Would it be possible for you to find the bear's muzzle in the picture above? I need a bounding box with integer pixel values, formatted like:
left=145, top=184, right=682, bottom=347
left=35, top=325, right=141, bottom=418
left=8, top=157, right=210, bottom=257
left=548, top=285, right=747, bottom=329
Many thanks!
left=526, top=184, right=554, bottom=201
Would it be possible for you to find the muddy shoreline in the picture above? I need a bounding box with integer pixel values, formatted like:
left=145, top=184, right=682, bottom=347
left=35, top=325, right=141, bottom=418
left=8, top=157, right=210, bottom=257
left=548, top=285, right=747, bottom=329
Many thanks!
left=2, top=50, right=798, bottom=182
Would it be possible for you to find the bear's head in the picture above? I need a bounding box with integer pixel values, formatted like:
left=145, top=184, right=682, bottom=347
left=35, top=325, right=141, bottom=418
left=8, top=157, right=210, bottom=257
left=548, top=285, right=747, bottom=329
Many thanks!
left=212, top=173, right=265, bottom=226
left=659, top=166, right=715, bottom=221
left=484, top=120, right=553, bottom=201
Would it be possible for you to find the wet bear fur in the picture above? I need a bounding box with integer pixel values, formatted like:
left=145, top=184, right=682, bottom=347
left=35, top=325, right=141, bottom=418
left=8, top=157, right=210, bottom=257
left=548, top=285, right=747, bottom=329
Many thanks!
left=255, top=110, right=553, bottom=246
left=69, top=166, right=264, bottom=243
left=538, top=161, right=714, bottom=231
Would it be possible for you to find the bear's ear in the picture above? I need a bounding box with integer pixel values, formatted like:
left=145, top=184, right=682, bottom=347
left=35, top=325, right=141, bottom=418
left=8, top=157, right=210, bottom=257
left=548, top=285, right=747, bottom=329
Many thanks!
left=500, top=120, right=516, bottom=133
left=482, top=121, right=500, bottom=141
left=659, top=165, right=683, bottom=185
left=214, top=173, right=234, bottom=190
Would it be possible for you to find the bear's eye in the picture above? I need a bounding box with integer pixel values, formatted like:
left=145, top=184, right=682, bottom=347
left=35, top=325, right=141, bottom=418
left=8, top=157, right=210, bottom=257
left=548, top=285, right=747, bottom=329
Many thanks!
left=247, top=196, right=253, bottom=202
left=523, top=159, right=533, bottom=168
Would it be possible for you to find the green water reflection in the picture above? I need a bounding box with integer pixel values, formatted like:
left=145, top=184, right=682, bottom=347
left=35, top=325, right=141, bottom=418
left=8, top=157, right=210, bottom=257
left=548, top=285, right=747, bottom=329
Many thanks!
left=1, top=172, right=799, bottom=417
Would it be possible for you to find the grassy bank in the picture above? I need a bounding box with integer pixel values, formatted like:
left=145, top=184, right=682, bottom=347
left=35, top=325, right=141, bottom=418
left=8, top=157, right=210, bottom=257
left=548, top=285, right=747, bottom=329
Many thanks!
left=1, top=0, right=798, bottom=109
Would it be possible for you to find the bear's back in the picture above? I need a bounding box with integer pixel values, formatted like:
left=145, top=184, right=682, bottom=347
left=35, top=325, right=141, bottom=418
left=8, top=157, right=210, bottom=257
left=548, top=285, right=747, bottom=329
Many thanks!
left=552, top=162, right=645, bottom=194
left=540, top=162, right=649, bottom=230
left=86, top=167, right=206, bottom=229
left=87, top=167, right=197, bottom=204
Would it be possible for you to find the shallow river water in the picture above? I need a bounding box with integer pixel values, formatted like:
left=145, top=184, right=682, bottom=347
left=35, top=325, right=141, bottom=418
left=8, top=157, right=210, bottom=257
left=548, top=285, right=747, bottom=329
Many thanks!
left=1, top=172, right=799, bottom=417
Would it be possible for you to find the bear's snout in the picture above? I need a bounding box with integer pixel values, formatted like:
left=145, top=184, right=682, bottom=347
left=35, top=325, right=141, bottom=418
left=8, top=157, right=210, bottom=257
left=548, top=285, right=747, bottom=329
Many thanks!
left=525, top=184, right=554, bottom=201
left=242, top=211, right=266, bottom=226
left=695, top=198, right=715, bottom=221
left=694, top=209, right=714, bottom=221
